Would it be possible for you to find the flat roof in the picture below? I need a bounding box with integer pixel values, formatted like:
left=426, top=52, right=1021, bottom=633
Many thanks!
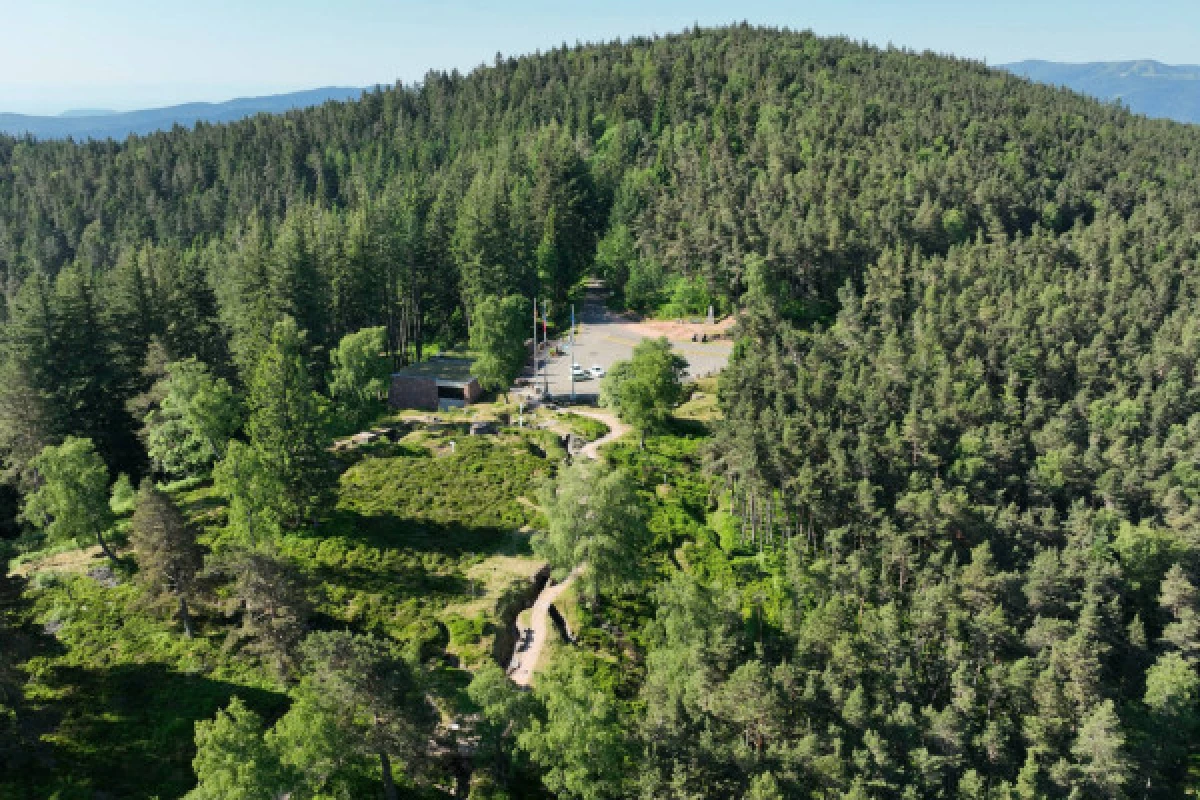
left=390, top=356, right=477, bottom=385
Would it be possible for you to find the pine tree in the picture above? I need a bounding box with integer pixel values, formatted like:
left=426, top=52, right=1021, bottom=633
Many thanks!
left=129, top=480, right=204, bottom=637
left=1071, top=700, right=1131, bottom=799
left=1159, top=565, right=1200, bottom=661
left=295, top=631, right=436, bottom=800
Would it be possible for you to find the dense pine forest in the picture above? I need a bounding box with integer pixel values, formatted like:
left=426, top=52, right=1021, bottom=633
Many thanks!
left=2, top=23, right=1200, bottom=799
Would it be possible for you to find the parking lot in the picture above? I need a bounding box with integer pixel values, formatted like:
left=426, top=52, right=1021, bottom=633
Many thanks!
left=520, top=287, right=733, bottom=401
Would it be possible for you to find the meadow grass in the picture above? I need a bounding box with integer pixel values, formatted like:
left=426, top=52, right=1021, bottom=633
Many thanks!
left=5, top=427, right=560, bottom=799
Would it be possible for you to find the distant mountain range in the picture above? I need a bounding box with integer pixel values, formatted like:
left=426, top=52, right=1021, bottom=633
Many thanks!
left=0, top=86, right=366, bottom=140
left=6, top=60, right=1196, bottom=141
left=1003, top=60, right=1200, bottom=124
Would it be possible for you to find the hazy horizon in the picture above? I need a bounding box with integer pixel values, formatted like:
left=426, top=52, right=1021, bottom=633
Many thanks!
left=3, top=0, right=1199, bottom=115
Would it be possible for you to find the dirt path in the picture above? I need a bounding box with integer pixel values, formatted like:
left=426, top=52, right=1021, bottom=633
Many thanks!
left=507, top=566, right=581, bottom=687
left=565, top=406, right=630, bottom=460
left=503, top=409, right=627, bottom=686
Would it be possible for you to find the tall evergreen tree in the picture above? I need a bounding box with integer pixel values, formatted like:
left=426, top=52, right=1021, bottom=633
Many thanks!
left=129, top=479, right=204, bottom=637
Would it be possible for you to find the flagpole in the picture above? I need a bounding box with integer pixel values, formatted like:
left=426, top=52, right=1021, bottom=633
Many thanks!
left=532, top=297, right=539, bottom=401
left=541, top=299, right=549, bottom=396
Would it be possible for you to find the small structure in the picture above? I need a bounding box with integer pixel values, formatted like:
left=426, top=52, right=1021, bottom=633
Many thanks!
left=563, top=433, right=586, bottom=456
left=350, top=431, right=381, bottom=446
left=378, top=425, right=406, bottom=442
left=389, top=357, right=483, bottom=411
left=469, top=421, right=498, bottom=436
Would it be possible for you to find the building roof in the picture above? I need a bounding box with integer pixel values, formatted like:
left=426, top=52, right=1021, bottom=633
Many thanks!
left=390, top=356, right=478, bottom=387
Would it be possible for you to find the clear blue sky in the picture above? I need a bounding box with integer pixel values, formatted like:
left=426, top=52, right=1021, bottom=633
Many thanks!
left=3, top=0, right=1198, bottom=114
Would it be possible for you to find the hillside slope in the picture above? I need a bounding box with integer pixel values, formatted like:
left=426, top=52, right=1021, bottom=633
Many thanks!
left=1, top=25, right=1200, bottom=798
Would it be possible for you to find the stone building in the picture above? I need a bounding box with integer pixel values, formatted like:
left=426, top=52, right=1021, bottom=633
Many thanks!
left=388, top=357, right=483, bottom=411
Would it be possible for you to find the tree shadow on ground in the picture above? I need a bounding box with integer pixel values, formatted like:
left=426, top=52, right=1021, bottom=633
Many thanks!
left=3, top=660, right=286, bottom=800
left=290, top=512, right=533, bottom=619
left=666, top=416, right=713, bottom=439
left=308, top=508, right=532, bottom=561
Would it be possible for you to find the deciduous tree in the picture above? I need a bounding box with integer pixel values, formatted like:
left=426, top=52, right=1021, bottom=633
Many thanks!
left=601, top=337, right=688, bottom=447
left=23, top=436, right=118, bottom=563
left=518, top=651, right=632, bottom=800
left=533, top=460, right=649, bottom=600
left=328, top=325, right=390, bottom=426
left=143, top=358, right=241, bottom=478
left=187, top=697, right=289, bottom=800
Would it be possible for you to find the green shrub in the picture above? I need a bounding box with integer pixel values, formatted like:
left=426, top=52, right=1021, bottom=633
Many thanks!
left=658, top=274, right=715, bottom=319
left=446, top=612, right=487, bottom=647
left=558, top=412, right=609, bottom=442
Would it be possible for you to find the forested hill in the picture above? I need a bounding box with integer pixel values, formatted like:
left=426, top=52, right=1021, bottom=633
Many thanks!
left=5, top=23, right=1198, bottom=481
left=3, top=24, right=1200, bottom=797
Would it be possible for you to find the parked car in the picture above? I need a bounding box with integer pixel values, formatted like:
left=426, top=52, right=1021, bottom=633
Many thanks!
left=589, top=365, right=606, bottom=378
left=570, top=364, right=589, bottom=380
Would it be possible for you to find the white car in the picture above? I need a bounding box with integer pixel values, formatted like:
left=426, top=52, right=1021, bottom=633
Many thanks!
left=589, top=365, right=606, bottom=378
left=570, top=364, right=588, bottom=380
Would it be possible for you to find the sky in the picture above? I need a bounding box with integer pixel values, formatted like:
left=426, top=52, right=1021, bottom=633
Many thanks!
left=2, top=0, right=1199, bottom=115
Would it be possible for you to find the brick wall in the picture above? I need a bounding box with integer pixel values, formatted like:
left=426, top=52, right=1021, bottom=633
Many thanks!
left=388, top=376, right=439, bottom=410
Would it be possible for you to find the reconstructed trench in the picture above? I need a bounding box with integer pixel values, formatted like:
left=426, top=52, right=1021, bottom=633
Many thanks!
left=504, top=407, right=620, bottom=684
left=505, top=567, right=579, bottom=687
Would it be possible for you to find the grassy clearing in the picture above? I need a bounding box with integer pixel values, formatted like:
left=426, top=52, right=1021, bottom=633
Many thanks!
left=675, top=376, right=721, bottom=421
left=9, top=543, right=109, bottom=578
left=555, top=411, right=609, bottom=442
left=440, top=556, right=545, bottom=668
left=4, top=423, right=562, bottom=799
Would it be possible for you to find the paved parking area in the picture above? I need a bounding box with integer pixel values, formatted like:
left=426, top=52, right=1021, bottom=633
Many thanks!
left=522, top=289, right=733, bottom=401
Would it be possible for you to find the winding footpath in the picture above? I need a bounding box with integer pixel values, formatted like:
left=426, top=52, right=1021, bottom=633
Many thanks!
left=506, top=407, right=629, bottom=686
left=567, top=406, right=630, bottom=461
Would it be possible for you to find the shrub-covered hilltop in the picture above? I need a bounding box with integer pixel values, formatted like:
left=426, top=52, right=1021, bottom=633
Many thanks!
left=2, top=22, right=1200, bottom=799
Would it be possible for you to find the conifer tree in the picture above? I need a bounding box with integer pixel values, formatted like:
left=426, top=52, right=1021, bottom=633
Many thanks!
left=129, top=479, right=203, bottom=636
